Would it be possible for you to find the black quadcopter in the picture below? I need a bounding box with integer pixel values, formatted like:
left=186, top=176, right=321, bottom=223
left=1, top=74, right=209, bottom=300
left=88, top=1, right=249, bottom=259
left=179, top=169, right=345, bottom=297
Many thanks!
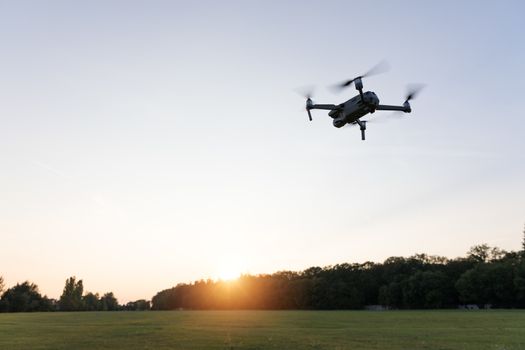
left=302, top=62, right=422, bottom=140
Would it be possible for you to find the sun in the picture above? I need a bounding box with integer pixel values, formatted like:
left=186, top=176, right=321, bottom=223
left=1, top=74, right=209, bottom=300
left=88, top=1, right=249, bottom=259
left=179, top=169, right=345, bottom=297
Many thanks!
left=216, top=257, right=244, bottom=281
left=217, top=268, right=241, bottom=281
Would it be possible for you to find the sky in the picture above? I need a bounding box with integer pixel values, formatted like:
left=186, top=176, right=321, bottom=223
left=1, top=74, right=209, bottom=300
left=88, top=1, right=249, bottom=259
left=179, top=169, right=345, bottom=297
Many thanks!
left=0, top=0, right=524, bottom=302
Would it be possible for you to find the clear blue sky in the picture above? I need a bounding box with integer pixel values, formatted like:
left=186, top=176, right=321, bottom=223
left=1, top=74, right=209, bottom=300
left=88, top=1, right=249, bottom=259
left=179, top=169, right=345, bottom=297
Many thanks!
left=0, top=0, right=524, bottom=302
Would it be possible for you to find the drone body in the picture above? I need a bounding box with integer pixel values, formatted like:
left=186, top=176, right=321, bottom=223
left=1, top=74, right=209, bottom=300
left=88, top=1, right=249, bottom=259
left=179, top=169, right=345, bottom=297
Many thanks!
left=303, top=65, right=421, bottom=140
left=328, top=90, right=381, bottom=127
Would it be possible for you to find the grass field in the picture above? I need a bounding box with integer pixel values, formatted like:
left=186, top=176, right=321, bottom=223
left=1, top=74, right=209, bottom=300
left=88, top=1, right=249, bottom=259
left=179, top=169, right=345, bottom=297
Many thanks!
left=0, top=310, right=524, bottom=350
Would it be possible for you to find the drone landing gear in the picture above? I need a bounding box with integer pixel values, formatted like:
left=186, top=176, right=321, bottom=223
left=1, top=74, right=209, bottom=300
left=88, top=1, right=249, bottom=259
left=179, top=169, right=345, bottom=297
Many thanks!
left=356, top=120, right=367, bottom=141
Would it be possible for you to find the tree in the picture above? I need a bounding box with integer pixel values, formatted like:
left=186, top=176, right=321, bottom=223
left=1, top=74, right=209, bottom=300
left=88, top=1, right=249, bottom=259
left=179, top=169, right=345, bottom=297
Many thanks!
left=59, top=277, right=84, bottom=311
left=0, top=276, right=4, bottom=295
left=403, top=271, right=453, bottom=308
left=467, top=244, right=506, bottom=263
left=456, top=262, right=515, bottom=307
left=100, top=292, right=119, bottom=311
left=515, top=259, right=525, bottom=307
left=124, top=299, right=151, bottom=311
left=522, top=223, right=525, bottom=253
left=82, top=292, right=100, bottom=311
left=379, top=281, right=404, bottom=308
left=39, top=296, right=56, bottom=311
left=0, top=281, right=51, bottom=312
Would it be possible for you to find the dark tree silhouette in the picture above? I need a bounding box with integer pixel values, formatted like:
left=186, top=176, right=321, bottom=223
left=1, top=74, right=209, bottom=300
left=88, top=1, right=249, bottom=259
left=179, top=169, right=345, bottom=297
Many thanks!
left=3, top=229, right=525, bottom=313
left=59, top=277, right=84, bottom=311
left=100, top=292, right=119, bottom=311
left=522, top=224, right=525, bottom=252
left=152, top=237, right=525, bottom=310
left=124, top=299, right=151, bottom=311
left=82, top=292, right=100, bottom=311
left=0, top=282, right=53, bottom=312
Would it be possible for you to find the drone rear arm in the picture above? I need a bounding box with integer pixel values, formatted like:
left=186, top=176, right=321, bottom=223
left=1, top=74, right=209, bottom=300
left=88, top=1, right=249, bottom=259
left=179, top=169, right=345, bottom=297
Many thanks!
left=376, top=104, right=411, bottom=113
left=305, top=99, right=341, bottom=121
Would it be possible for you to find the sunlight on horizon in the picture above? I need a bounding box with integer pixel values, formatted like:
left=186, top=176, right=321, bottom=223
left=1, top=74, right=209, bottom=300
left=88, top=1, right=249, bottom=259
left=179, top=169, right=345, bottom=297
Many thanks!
left=214, top=256, right=246, bottom=281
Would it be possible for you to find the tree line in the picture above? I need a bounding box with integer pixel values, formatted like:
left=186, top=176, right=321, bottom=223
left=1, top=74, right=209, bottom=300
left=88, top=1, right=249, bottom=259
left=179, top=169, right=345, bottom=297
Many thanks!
left=2, top=230, right=524, bottom=312
left=0, top=276, right=150, bottom=312
left=151, top=231, right=525, bottom=310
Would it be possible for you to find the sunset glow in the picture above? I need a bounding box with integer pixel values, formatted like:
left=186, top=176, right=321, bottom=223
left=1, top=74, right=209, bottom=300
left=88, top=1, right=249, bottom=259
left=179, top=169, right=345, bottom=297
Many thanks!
left=215, top=257, right=244, bottom=281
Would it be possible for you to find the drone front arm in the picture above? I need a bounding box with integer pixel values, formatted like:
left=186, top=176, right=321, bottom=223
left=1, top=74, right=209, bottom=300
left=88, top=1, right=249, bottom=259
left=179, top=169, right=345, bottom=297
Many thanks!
left=376, top=104, right=411, bottom=113
left=310, top=104, right=339, bottom=111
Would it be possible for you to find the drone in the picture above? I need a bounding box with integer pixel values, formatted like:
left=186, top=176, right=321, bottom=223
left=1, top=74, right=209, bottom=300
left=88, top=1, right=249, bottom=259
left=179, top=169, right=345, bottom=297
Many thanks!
left=301, top=63, right=423, bottom=140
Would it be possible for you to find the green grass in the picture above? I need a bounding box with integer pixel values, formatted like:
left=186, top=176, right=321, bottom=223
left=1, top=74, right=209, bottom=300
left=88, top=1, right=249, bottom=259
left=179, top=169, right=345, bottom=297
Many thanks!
left=0, top=310, right=524, bottom=349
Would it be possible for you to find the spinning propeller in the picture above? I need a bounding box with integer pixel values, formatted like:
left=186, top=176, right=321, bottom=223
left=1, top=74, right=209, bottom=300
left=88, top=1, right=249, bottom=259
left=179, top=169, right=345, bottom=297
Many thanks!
left=295, top=87, right=315, bottom=121
left=404, top=84, right=425, bottom=104
left=333, top=61, right=390, bottom=91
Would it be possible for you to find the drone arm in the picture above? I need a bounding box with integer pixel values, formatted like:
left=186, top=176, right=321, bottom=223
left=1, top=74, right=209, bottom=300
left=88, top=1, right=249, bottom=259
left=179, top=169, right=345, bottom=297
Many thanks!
left=310, top=104, right=339, bottom=110
left=376, top=104, right=411, bottom=113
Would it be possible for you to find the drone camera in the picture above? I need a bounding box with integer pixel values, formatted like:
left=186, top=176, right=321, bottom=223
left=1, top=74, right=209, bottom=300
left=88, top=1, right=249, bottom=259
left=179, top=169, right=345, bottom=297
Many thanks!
left=333, top=118, right=345, bottom=128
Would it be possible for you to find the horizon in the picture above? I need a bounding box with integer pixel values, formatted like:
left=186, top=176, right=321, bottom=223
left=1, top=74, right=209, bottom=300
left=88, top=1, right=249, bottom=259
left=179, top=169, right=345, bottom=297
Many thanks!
left=1, top=0, right=524, bottom=303
left=3, top=236, right=522, bottom=302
